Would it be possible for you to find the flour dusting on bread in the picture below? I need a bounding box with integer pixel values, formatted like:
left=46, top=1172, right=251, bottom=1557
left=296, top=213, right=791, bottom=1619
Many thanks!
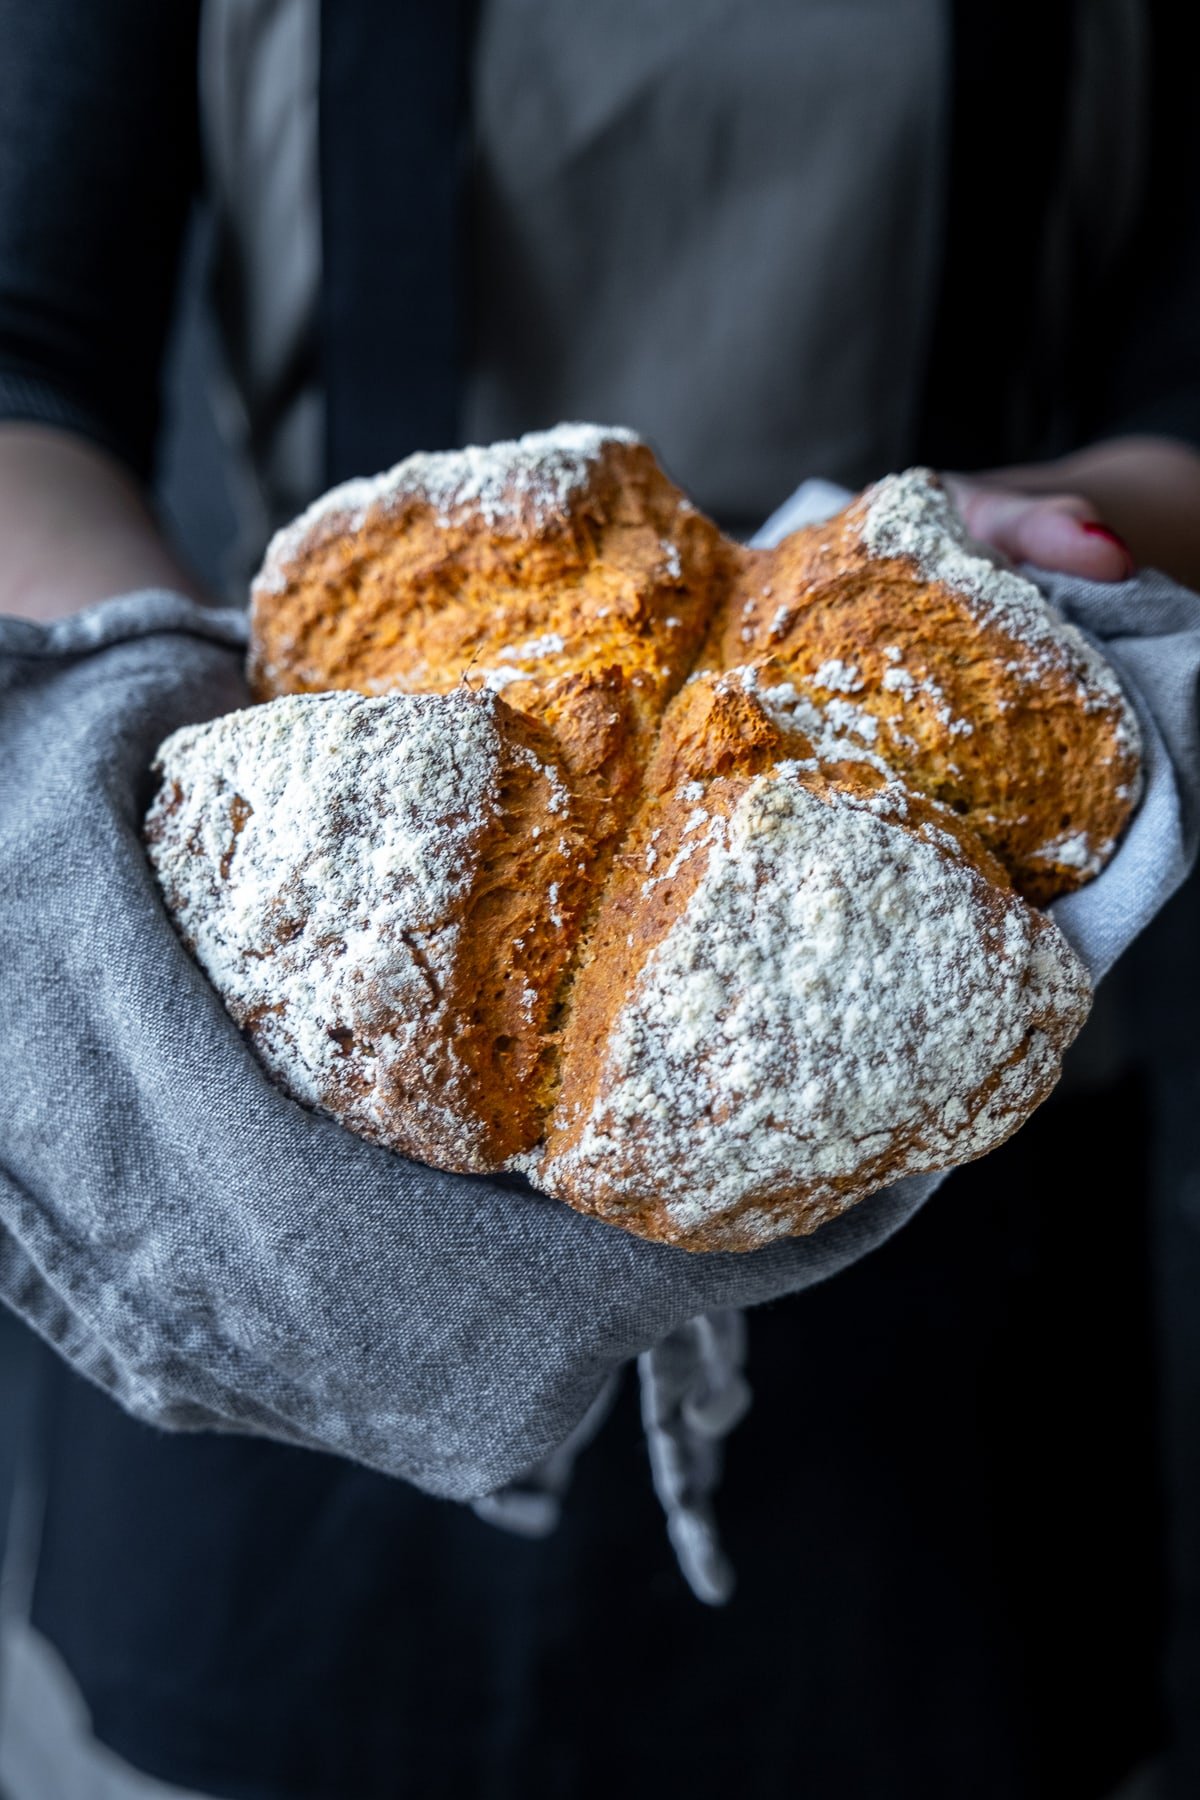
left=146, top=688, right=591, bottom=1171
left=539, top=768, right=1090, bottom=1249
left=860, top=469, right=1135, bottom=715
left=147, top=433, right=1143, bottom=1251
left=258, top=424, right=641, bottom=594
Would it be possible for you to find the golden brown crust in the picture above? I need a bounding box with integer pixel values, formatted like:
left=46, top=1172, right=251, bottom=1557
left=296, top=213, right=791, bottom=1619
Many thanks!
left=534, top=758, right=1088, bottom=1250
left=147, top=434, right=1140, bottom=1250
left=717, top=485, right=1140, bottom=903
left=539, top=670, right=1030, bottom=1250
left=249, top=433, right=728, bottom=818
left=429, top=702, right=605, bottom=1162
left=146, top=689, right=608, bottom=1173
left=643, top=667, right=1014, bottom=884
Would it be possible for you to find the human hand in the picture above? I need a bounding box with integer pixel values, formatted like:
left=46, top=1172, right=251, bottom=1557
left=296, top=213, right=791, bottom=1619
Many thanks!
left=944, top=473, right=1135, bottom=583
left=0, top=424, right=208, bottom=622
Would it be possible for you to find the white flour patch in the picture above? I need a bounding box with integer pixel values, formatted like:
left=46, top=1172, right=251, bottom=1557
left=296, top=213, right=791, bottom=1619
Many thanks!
left=546, top=769, right=1090, bottom=1237
left=255, top=424, right=641, bottom=592
left=731, top=667, right=891, bottom=776
left=880, top=654, right=973, bottom=738
left=860, top=470, right=1138, bottom=733
left=145, top=689, right=516, bottom=1161
left=473, top=665, right=528, bottom=692
left=881, top=664, right=917, bottom=700
left=497, top=634, right=566, bottom=661
left=811, top=658, right=864, bottom=693
left=1030, top=831, right=1112, bottom=878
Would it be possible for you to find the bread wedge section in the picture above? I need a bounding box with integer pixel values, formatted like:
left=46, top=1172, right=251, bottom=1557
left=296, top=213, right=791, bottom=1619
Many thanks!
left=536, top=762, right=1091, bottom=1250
left=145, top=689, right=601, bottom=1170
left=720, top=470, right=1141, bottom=903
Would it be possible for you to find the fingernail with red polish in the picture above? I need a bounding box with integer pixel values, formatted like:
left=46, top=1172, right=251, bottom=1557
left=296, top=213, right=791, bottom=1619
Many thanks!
left=1081, top=521, right=1136, bottom=576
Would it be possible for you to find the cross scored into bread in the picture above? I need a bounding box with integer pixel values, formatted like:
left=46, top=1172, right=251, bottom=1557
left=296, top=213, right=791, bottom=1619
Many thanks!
left=145, top=426, right=1140, bottom=1250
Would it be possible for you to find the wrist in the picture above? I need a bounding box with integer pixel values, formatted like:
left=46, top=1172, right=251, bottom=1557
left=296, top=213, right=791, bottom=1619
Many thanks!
left=0, top=424, right=208, bottom=622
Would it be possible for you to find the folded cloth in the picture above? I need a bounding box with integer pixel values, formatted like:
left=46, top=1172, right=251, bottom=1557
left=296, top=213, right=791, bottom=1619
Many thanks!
left=2, top=512, right=1198, bottom=1596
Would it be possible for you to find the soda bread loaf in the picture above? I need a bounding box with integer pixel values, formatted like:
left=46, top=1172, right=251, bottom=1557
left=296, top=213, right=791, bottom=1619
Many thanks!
left=145, top=426, right=1139, bottom=1250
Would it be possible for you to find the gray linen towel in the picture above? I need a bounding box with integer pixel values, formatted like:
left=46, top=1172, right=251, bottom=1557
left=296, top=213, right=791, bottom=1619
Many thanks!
left=2, top=520, right=1198, bottom=1598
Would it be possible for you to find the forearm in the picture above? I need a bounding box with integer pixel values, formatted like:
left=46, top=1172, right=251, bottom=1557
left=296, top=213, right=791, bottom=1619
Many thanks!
left=0, top=424, right=206, bottom=622
left=987, top=435, right=1200, bottom=591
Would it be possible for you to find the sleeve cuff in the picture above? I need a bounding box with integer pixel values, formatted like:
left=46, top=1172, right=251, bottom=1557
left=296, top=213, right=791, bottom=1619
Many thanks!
left=1099, top=385, right=1200, bottom=455
left=0, top=367, right=148, bottom=477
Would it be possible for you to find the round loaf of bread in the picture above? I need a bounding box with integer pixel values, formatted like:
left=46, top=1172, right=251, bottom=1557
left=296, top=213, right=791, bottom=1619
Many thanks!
left=146, top=425, right=1140, bottom=1250
left=146, top=687, right=1090, bottom=1250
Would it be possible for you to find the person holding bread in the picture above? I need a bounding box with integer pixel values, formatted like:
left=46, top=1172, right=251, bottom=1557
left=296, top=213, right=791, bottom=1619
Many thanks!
left=2, top=3, right=1199, bottom=1798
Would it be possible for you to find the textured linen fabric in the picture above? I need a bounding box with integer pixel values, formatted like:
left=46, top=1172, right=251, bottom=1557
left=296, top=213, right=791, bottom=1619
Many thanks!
left=1, top=546, right=1198, bottom=1523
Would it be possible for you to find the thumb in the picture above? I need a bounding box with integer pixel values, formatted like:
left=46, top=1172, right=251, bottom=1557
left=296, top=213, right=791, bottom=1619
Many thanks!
left=945, top=480, right=1135, bottom=582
